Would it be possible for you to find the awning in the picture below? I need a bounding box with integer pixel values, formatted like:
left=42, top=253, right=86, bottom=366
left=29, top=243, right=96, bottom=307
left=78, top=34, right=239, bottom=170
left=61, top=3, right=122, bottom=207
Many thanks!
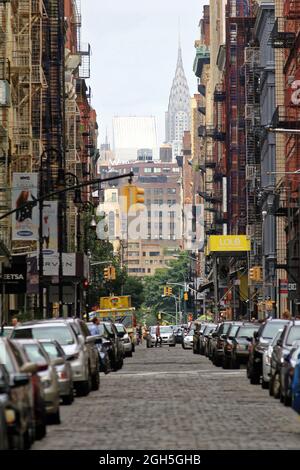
left=198, top=281, right=214, bottom=293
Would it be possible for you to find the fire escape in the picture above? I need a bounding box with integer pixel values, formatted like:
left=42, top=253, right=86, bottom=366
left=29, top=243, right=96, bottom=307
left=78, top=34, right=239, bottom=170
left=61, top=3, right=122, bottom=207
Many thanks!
left=0, top=1, right=11, bottom=251
left=270, top=1, right=300, bottom=304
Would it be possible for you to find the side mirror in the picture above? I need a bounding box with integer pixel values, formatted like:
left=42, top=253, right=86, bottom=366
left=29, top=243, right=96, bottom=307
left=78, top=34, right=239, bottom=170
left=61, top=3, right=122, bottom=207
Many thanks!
left=253, top=331, right=259, bottom=340
left=20, top=362, right=38, bottom=375
left=52, top=358, right=65, bottom=367
left=277, top=339, right=283, bottom=347
left=212, top=332, right=217, bottom=338
left=220, top=334, right=227, bottom=340
left=0, top=381, right=9, bottom=394
left=85, top=335, right=97, bottom=344
left=228, top=336, right=234, bottom=341
left=13, top=373, right=30, bottom=387
left=246, top=337, right=253, bottom=342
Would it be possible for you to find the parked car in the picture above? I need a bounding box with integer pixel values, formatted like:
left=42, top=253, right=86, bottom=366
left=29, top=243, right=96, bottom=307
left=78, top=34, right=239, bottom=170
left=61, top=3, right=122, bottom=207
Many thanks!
left=292, top=348, right=300, bottom=414
left=230, top=323, right=260, bottom=368
left=0, top=385, right=9, bottom=449
left=210, top=321, right=233, bottom=366
left=0, top=363, right=23, bottom=449
left=269, top=321, right=300, bottom=398
left=247, top=319, right=289, bottom=385
left=86, top=323, right=111, bottom=374
left=66, top=318, right=100, bottom=391
left=222, top=322, right=244, bottom=369
left=39, top=339, right=74, bottom=405
left=193, top=323, right=208, bottom=354
left=182, top=328, right=194, bottom=349
left=202, top=324, right=218, bottom=357
left=115, top=323, right=133, bottom=357
left=0, top=326, right=13, bottom=338
left=16, top=339, right=61, bottom=424
left=281, top=343, right=300, bottom=407
left=0, top=337, right=37, bottom=448
left=262, top=329, right=283, bottom=390
left=146, top=326, right=156, bottom=348
left=12, top=320, right=95, bottom=397
left=100, top=322, right=124, bottom=370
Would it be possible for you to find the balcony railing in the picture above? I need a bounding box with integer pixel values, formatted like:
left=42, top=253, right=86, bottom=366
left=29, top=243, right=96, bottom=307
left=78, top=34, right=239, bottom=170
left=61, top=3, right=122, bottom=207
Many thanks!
left=270, top=17, right=297, bottom=49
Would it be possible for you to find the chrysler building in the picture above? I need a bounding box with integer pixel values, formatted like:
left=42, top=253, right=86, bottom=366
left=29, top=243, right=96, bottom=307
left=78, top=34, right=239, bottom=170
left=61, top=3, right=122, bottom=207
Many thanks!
left=165, top=44, right=191, bottom=159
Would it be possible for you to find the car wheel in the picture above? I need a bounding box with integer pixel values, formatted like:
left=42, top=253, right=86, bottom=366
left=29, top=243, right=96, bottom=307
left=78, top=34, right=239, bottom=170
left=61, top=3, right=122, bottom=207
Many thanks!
left=35, top=420, right=47, bottom=440
left=126, top=350, right=133, bottom=357
left=91, top=369, right=100, bottom=391
left=222, top=357, right=230, bottom=369
left=62, top=390, right=74, bottom=406
left=182, top=343, right=186, bottom=349
left=75, top=380, right=90, bottom=397
left=272, top=372, right=281, bottom=399
left=170, top=344, right=176, bottom=347
left=283, top=393, right=292, bottom=407
left=261, top=379, right=269, bottom=390
left=52, top=408, right=61, bottom=425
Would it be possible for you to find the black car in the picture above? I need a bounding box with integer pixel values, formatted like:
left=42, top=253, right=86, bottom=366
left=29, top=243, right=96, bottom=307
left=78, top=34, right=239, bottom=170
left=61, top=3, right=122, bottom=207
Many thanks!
left=231, top=323, right=260, bottom=368
left=247, top=319, right=289, bottom=385
left=99, top=322, right=124, bottom=371
left=210, top=321, right=233, bottom=366
left=269, top=321, right=300, bottom=399
left=193, top=322, right=204, bottom=354
left=222, top=322, right=244, bottom=369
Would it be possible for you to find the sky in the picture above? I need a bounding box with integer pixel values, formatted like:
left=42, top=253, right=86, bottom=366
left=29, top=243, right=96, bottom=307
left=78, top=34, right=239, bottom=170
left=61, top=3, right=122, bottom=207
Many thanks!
left=80, top=0, right=206, bottom=146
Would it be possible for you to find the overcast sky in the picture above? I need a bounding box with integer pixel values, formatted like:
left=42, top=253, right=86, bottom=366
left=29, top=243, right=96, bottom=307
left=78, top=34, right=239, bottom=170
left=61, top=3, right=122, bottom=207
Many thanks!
left=80, top=0, right=205, bottom=145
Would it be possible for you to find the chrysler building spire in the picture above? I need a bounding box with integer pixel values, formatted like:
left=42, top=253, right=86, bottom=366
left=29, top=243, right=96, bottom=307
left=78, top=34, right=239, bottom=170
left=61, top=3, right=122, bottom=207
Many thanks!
left=165, top=43, right=191, bottom=159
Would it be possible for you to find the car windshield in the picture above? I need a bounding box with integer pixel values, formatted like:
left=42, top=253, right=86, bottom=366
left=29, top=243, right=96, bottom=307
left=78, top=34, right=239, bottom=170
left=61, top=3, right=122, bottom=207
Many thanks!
left=286, top=326, right=300, bottom=346
left=23, top=344, right=48, bottom=365
left=41, top=343, right=62, bottom=359
left=13, top=326, right=75, bottom=345
left=205, top=325, right=217, bottom=334
left=237, top=326, right=259, bottom=338
left=229, top=325, right=240, bottom=337
left=0, top=328, right=13, bottom=338
left=0, top=341, right=14, bottom=373
left=187, top=329, right=195, bottom=336
left=115, top=325, right=125, bottom=333
left=160, top=327, right=173, bottom=333
left=262, top=322, right=288, bottom=340
left=219, top=323, right=231, bottom=335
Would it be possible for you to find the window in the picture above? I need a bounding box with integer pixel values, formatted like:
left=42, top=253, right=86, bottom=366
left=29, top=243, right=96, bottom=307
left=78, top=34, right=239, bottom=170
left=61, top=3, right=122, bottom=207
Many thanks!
left=167, top=188, right=176, bottom=194
left=149, top=252, right=160, bottom=256
left=153, top=168, right=161, bottom=173
left=128, top=251, right=139, bottom=257
left=144, top=168, right=153, bottom=173
left=153, top=188, right=163, bottom=195
left=172, top=167, right=180, bottom=173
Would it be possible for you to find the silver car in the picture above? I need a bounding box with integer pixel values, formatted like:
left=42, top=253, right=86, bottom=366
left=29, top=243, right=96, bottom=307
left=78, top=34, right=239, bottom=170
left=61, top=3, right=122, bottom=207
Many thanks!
left=159, top=326, right=176, bottom=347
left=183, top=329, right=194, bottom=349
left=115, top=323, right=133, bottom=357
left=16, top=339, right=61, bottom=424
left=39, top=340, right=74, bottom=406
left=262, top=329, right=284, bottom=389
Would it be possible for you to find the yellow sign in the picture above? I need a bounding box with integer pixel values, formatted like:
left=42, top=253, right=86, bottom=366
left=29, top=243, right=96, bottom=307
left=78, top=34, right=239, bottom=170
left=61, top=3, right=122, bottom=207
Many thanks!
left=99, top=296, right=131, bottom=310
left=208, top=235, right=251, bottom=253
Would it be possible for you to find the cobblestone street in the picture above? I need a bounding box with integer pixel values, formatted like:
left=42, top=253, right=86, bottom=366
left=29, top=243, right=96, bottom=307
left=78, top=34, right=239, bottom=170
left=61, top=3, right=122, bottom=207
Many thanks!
left=33, top=345, right=300, bottom=450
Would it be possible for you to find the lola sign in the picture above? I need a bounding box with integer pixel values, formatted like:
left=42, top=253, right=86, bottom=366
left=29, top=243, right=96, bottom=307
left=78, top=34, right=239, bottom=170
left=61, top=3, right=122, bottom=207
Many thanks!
left=208, top=235, right=251, bottom=253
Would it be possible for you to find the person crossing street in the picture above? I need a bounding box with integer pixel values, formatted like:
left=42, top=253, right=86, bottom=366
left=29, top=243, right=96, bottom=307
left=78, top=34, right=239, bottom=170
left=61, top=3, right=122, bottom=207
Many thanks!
left=155, top=321, right=162, bottom=347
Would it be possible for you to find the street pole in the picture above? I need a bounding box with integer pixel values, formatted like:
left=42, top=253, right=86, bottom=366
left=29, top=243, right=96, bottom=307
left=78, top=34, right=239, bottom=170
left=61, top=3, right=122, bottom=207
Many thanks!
left=213, top=254, right=219, bottom=320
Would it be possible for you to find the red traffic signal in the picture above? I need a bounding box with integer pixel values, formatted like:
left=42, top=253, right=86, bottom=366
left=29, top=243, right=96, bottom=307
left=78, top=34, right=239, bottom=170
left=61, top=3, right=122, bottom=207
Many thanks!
left=83, top=279, right=89, bottom=289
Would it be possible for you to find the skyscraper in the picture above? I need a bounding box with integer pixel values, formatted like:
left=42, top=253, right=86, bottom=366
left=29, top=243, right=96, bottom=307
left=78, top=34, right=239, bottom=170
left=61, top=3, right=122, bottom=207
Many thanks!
left=165, top=44, right=191, bottom=160
left=112, top=116, right=158, bottom=162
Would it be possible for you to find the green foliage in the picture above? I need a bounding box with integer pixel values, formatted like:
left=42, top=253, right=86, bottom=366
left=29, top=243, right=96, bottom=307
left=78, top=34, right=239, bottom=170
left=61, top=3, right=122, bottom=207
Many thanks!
left=142, top=252, right=190, bottom=317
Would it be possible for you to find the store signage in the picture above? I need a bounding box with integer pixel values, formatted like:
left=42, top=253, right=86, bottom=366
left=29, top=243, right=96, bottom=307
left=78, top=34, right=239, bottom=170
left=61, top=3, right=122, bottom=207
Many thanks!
left=208, top=235, right=251, bottom=253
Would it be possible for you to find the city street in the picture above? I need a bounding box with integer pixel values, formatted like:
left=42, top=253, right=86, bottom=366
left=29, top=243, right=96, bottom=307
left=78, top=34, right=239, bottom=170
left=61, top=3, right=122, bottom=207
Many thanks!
left=33, top=345, right=300, bottom=450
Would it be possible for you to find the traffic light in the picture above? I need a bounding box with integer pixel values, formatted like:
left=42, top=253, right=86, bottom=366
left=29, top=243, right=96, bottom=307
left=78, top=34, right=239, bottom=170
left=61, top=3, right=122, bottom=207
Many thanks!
left=163, top=286, right=173, bottom=296
left=120, top=184, right=145, bottom=213
left=83, top=279, right=89, bottom=289
left=184, top=292, right=189, bottom=301
left=104, top=267, right=110, bottom=281
left=110, top=266, right=116, bottom=280
left=157, top=312, right=162, bottom=320
left=133, top=186, right=145, bottom=205
left=249, top=266, right=262, bottom=282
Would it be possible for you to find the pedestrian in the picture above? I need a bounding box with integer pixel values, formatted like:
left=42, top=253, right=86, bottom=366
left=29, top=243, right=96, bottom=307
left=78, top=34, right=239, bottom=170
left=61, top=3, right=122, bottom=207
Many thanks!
left=137, top=324, right=143, bottom=344
left=282, top=310, right=291, bottom=320
left=11, top=317, right=20, bottom=327
left=155, top=321, right=162, bottom=348
left=89, top=317, right=100, bottom=336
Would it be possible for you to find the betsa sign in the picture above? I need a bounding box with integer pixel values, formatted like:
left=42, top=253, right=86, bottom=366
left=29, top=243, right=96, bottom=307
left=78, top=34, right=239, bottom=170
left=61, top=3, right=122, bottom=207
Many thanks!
left=208, top=235, right=251, bottom=253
